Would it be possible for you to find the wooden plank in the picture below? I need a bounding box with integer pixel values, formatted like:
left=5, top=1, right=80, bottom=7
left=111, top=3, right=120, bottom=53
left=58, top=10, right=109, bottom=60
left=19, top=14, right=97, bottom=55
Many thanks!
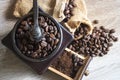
left=48, top=67, right=73, bottom=80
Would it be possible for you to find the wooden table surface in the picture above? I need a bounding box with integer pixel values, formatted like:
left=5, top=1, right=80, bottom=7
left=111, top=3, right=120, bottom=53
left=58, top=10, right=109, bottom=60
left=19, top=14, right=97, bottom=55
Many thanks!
left=0, top=0, right=120, bottom=80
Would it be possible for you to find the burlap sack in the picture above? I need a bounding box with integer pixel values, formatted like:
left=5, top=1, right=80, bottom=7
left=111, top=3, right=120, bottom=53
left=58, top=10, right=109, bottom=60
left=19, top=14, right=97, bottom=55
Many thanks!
left=13, top=0, right=93, bottom=35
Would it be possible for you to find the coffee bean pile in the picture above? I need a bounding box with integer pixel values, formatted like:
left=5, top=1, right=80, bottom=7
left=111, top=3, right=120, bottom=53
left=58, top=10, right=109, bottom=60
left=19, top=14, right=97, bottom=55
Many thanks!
left=68, top=26, right=118, bottom=57
left=74, top=23, right=89, bottom=38
left=63, top=0, right=76, bottom=22
left=72, top=54, right=84, bottom=78
left=15, top=16, right=60, bottom=59
left=51, top=51, right=84, bottom=78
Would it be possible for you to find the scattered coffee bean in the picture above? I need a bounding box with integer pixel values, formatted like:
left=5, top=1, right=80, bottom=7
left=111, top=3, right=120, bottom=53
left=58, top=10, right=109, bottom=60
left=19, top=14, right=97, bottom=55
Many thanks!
left=110, top=29, right=115, bottom=33
left=114, top=37, right=118, bottom=42
left=108, top=42, right=113, bottom=47
left=92, top=20, right=99, bottom=24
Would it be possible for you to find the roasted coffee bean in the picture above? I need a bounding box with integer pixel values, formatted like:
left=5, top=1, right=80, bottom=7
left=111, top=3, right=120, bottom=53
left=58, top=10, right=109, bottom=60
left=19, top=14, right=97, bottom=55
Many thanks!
left=41, top=41, right=47, bottom=47
left=41, top=37, right=46, bottom=41
left=100, top=26, right=105, bottom=30
left=108, top=33, right=113, bottom=38
left=28, top=21, right=32, bottom=25
left=51, top=39, right=55, bottom=47
left=17, top=28, right=22, bottom=33
left=36, top=48, right=41, bottom=53
left=39, top=16, right=45, bottom=23
left=17, top=43, right=23, bottom=50
left=99, top=52, right=104, bottom=57
left=21, top=21, right=27, bottom=26
left=106, top=47, right=110, bottom=51
left=101, top=32, right=107, bottom=37
left=45, top=26, right=49, bottom=32
left=69, top=4, right=73, bottom=9
left=57, top=33, right=61, bottom=38
left=48, top=19, right=52, bottom=25
left=27, top=51, right=31, bottom=55
left=28, top=45, right=33, bottom=50
left=112, top=36, right=118, bottom=42
left=47, top=44, right=52, bottom=50
left=23, top=46, right=27, bottom=52
left=111, top=36, right=116, bottom=41
left=16, top=34, right=19, bottom=38
left=19, top=33, right=25, bottom=39
left=22, top=51, right=26, bottom=54
left=20, top=25, right=24, bottom=29
left=65, top=9, right=70, bottom=15
left=104, top=29, right=109, bottom=33
left=108, top=42, right=113, bottom=47
left=114, top=37, right=118, bottom=42
left=92, top=20, right=99, bottom=24
left=105, top=39, right=109, bottom=43
left=46, top=37, right=52, bottom=43
left=23, top=25, right=29, bottom=31
left=50, top=33, right=55, bottom=39
left=71, top=2, right=77, bottom=7
left=54, top=39, right=59, bottom=45
left=110, top=29, right=115, bottom=33
left=43, top=52, right=48, bottom=57
left=40, top=22, right=45, bottom=27
left=54, top=27, right=58, bottom=35
left=74, top=62, right=77, bottom=67
left=27, top=17, right=32, bottom=22
left=69, top=45, right=73, bottom=49
left=31, top=52, right=38, bottom=58
left=103, top=43, right=108, bottom=48
left=42, top=22, right=47, bottom=27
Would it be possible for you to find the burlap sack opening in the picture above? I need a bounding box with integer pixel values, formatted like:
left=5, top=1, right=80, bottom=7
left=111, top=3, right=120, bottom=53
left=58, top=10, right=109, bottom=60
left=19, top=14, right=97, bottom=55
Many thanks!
left=13, top=0, right=93, bottom=37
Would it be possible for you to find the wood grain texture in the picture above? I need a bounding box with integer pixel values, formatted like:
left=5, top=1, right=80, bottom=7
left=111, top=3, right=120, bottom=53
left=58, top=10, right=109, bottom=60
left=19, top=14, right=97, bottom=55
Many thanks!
left=0, top=0, right=120, bottom=80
